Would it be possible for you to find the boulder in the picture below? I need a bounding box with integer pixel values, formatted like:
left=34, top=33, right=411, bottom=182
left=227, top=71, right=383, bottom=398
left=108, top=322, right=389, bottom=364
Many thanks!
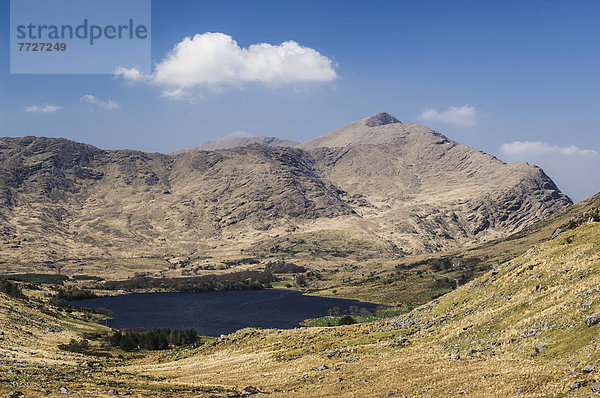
left=585, top=314, right=600, bottom=327
left=241, top=386, right=261, bottom=396
left=534, top=343, right=548, bottom=353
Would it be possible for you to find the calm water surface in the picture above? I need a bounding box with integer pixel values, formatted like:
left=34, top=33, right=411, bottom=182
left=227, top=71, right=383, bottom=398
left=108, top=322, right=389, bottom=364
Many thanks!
left=71, top=289, right=379, bottom=336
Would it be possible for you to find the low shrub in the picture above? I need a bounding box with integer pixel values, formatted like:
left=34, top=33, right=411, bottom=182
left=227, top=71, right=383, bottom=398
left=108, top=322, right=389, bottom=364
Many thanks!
left=1, top=273, right=68, bottom=284
left=58, top=338, right=111, bottom=357
left=108, top=328, right=198, bottom=351
left=264, top=260, right=306, bottom=274
left=337, top=315, right=357, bottom=325
left=101, top=270, right=276, bottom=292
left=0, top=279, right=25, bottom=299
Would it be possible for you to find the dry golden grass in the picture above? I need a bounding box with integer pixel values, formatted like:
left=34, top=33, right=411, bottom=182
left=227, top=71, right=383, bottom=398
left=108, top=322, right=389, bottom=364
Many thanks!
left=122, top=221, right=600, bottom=397
left=2, top=221, right=600, bottom=397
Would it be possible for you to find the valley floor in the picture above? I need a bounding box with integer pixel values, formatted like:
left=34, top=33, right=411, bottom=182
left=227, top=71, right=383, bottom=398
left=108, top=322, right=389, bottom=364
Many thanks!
left=2, top=221, right=600, bottom=397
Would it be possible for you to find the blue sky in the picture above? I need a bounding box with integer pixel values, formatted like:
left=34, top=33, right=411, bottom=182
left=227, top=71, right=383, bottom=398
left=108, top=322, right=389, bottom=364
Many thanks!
left=1, top=0, right=599, bottom=201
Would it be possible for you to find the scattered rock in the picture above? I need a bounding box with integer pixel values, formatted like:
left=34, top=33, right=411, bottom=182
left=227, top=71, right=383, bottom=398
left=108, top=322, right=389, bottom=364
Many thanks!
left=327, top=350, right=340, bottom=358
left=515, top=385, right=525, bottom=394
left=583, top=365, right=596, bottom=373
left=592, top=382, right=600, bottom=394
left=534, top=343, right=548, bottom=353
left=59, top=387, right=68, bottom=394
left=569, top=381, right=582, bottom=390
left=389, top=336, right=408, bottom=346
left=313, top=364, right=329, bottom=371
left=5, top=392, right=25, bottom=398
left=241, top=386, right=261, bottom=396
left=550, top=227, right=563, bottom=240
left=586, top=314, right=600, bottom=327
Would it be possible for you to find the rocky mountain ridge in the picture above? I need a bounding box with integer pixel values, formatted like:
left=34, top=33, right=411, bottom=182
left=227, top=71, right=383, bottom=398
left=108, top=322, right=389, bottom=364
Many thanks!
left=171, top=136, right=299, bottom=154
left=0, top=113, right=572, bottom=264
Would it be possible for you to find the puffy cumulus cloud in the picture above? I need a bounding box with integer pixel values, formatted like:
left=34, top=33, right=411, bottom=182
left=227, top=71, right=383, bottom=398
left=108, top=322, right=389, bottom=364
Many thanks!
left=499, top=141, right=600, bottom=202
left=24, top=105, right=62, bottom=113
left=419, top=105, right=477, bottom=126
left=80, top=94, right=120, bottom=110
left=115, top=32, right=337, bottom=99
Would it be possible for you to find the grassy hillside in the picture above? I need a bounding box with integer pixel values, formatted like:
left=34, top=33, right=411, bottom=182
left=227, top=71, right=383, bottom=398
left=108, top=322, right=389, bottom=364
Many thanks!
left=313, top=192, right=600, bottom=306
left=2, top=198, right=599, bottom=397
left=122, top=219, right=600, bottom=397
left=0, top=287, right=240, bottom=397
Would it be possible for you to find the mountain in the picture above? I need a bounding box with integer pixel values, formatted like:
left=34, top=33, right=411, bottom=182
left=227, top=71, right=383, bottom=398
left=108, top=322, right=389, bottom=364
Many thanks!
left=171, top=136, right=299, bottom=154
left=0, top=137, right=350, bottom=264
left=299, top=112, right=572, bottom=252
left=0, top=113, right=571, bottom=268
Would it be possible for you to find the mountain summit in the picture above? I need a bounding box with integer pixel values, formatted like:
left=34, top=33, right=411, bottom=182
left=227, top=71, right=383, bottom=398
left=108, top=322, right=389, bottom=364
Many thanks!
left=365, top=112, right=401, bottom=127
left=300, top=112, right=433, bottom=148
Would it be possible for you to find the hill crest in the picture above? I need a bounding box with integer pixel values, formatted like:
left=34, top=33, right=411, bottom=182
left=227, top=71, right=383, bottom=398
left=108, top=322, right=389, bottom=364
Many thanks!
left=171, top=136, right=299, bottom=154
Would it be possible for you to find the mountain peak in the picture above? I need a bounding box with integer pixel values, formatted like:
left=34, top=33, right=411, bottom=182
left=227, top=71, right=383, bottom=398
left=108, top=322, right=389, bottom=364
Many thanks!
left=364, top=112, right=401, bottom=127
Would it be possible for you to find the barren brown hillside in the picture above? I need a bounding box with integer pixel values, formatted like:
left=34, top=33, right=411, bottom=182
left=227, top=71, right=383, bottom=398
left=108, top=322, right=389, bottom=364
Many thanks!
left=301, top=113, right=571, bottom=252
left=0, top=113, right=571, bottom=269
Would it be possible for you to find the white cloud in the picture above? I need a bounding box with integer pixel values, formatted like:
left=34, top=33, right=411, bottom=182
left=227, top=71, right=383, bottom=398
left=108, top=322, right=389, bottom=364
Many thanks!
left=419, top=105, right=477, bottom=126
left=500, top=141, right=598, bottom=157
left=24, top=105, right=62, bottom=113
left=228, top=130, right=254, bottom=138
left=114, top=66, right=149, bottom=82
left=80, top=94, right=120, bottom=110
left=159, top=88, right=200, bottom=102
left=499, top=141, right=600, bottom=202
left=115, top=32, right=337, bottom=99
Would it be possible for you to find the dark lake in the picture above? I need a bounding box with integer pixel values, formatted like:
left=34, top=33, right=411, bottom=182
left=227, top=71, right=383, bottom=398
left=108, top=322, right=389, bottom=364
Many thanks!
left=70, top=289, right=380, bottom=336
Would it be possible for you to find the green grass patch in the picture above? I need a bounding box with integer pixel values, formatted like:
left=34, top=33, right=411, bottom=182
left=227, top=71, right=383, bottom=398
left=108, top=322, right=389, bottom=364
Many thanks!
left=61, top=316, right=112, bottom=335
left=301, top=306, right=408, bottom=327
left=270, top=280, right=294, bottom=288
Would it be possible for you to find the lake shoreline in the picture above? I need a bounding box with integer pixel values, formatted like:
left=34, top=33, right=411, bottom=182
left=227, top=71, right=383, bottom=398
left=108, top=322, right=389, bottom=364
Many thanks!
left=70, top=289, right=380, bottom=337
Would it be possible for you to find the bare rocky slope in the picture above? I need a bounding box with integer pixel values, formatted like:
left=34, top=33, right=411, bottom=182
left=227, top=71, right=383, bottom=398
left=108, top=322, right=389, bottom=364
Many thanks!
left=0, top=113, right=571, bottom=265
left=300, top=112, right=571, bottom=252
